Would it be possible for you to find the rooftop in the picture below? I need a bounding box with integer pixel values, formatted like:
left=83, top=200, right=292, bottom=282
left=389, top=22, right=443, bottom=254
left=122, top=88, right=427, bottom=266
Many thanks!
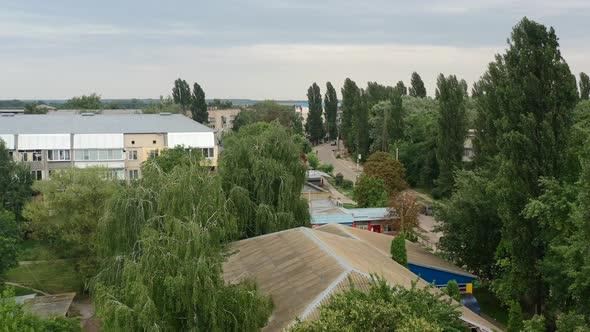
left=223, top=225, right=495, bottom=331
left=0, top=113, right=213, bottom=135
left=22, top=292, right=76, bottom=318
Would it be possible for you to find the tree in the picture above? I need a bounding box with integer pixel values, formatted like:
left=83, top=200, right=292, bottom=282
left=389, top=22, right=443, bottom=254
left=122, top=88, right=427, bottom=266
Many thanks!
left=190, top=82, right=208, bottom=123
left=64, top=93, right=102, bottom=109
left=341, top=78, right=361, bottom=151
left=23, top=102, right=48, bottom=114
left=389, top=191, right=420, bottom=233
left=0, top=142, right=33, bottom=221
left=147, top=146, right=203, bottom=173
left=436, top=169, right=502, bottom=279
left=290, top=277, right=467, bottom=332
left=508, top=301, right=524, bottom=332
left=324, top=82, right=338, bottom=140
left=579, top=72, right=590, bottom=100
left=23, top=168, right=120, bottom=282
left=522, top=315, right=545, bottom=332
left=354, top=90, right=371, bottom=159
left=233, top=100, right=303, bottom=134
left=368, top=101, right=394, bottom=153
left=443, top=280, right=461, bottom=302
left=142, top=96, right=182, bottom=114
left=92, top=161, right=273, bottom=331
left=0, top=209, right=18, bottom=276
left=171, top=78, right=191, bottom=112
left=0, top=289, right=81, bottom=331
left=396, top=80, right=408, bottom=96
left=305, top=83, right=325, bottom=144
left=208, top=99, right=234, bottom=109
left=435, top=74, right=467, bottom=197
left=353, top=175, right=388, bottom=208
left=363, top=152, right=408, bottom=196
left=390, top=234, right=408, bottom=267
left=219, top=122, right=310, bottom=238
left=475, top=18, right=578, bottom=312
left=306, top=152, right=319, bottom=169
left=409, top=72, right=427, bottom=98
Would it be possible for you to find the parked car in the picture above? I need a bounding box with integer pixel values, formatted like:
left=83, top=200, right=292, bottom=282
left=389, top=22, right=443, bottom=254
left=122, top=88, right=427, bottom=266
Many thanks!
left=330, top=141, right=337, bottom=146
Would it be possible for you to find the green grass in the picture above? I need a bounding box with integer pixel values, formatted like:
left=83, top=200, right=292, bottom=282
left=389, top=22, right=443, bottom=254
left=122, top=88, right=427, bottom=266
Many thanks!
left=17, top=240, right=59, bottom=261
left=474, top=286, right=509, bottom=326
left=1, top=260, right=83, bottom=294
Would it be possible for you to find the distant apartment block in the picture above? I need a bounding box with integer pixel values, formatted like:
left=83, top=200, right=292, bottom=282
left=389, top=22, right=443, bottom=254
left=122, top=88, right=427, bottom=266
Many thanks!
left=463, top=129, right=476, bottom=162
left=0, top=113, right=217, bottom=181
left=207, top=108, right=241, bottom=138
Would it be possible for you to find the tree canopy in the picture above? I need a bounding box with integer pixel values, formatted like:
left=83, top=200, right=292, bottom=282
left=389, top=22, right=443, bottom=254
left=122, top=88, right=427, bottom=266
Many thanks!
left=172, top=78, right=191, bottom=112
left=579, top=72, right=590, bottom=100
left=305, top=83, right=325, bottom=144
left=409, top=72, right=427, bottom=98
left=190, top=82, right=208, bottom=123
left=353, top=175, right=388, bottom=208
left=64, top=93, right=102, bottom=109
left=233, top=100, right=303, bottom=134
left=324, top=82, right=339, bottom=140
left=363, top=152, right=408, bottom=196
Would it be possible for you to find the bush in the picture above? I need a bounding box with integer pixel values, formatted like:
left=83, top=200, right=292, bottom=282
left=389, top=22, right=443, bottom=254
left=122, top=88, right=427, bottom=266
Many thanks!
left=341, top=179, right=354, bottom=190
left=317, top=163, right=334, bottom=174
left=507, top=301, right=524, bottom=332
left=306, top=152, right=319, bottom=169
left=335, top=173, right=344, bottom=185
left=443, top=280, right=461, bottom=302
left=390, top=234, right=408, bottom=267
left=353, top=175, right=388, bottom=208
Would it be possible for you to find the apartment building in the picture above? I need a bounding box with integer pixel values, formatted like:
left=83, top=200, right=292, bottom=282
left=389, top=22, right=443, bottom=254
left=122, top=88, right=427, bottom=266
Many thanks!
left=207, top=108, right=241, bottom=138
left=0, top=113, right=217, bottom=181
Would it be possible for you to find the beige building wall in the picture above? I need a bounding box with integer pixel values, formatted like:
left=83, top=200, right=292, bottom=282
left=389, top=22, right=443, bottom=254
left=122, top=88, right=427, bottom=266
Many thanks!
left=124, top=133, right=166, bottom=179
left=208, top=108, right=241, bottom=137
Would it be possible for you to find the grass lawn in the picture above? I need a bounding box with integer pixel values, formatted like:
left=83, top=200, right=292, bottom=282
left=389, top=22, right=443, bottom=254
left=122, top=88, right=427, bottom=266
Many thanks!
left=474, top=286, right=509, bottom=326
left=1, top=260, right=82, bottom=295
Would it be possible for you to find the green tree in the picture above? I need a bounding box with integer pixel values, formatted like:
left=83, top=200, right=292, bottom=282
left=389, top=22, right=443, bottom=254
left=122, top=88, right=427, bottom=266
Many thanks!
left=306, top=152, right=319, bottom=169
left=390, top=234, right=408, bottom=267
left=190, top=82, right=208, bottom=123
left=23, top=102, right=48, bottom=114
left=579, top=72, right=590, bottom=100
left=396, top=80, right=408, bottom=96
left=208, top=99, right=234, bottom=109
left=363, top=152, right=408, bottom=196
left=0, top=142, right=33, bottom=221
left=147, top=146, right=203, bottom=173
left=142, top=96, right=182, bottom=114
left=92, top=161, right=273, bottom=331
left=290, top=277, right=467, bottom=332
left=508, top=301, right=524, bottom=332
left=369, top=101, right=394, bottom=153
left=64, top=93, right=102, bottom=109
left=409, top=72, right=427, bottom=98
left=475, top=18, right=578, bottom=312
left=219, top=122, right=310, bottom=238
left=443, top=280, right=461, bottom=302
left=435, top=73, right=467, bottom=197
left=23, top=168, right=120, bottom=282
left=556, top=312, right=589, bottom=331
left=389, top=192, right=420, bottom=233
left=354, top=90, right=371, bottom=159
left=0, top=209, right=18, bottom=276
left=341, top=78, right=361, bottom=151
left=0, top=289, right=81, bottom=332
left=171, top=78, right=191, bottom=112
left=353, top=175, right=388, bottom=208
left=233, top=100, right=303, bottom=134
left=324, top=82, right=339, bottom=140
left=305, top=83, right=325, bottom=144
left=522, top=315, right=545, bottom=332
left=436, top=170, right=502, bottom=279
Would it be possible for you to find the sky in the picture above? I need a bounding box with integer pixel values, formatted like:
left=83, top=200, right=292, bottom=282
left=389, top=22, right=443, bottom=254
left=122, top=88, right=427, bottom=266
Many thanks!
left=1, top=0, right=589, bottom=100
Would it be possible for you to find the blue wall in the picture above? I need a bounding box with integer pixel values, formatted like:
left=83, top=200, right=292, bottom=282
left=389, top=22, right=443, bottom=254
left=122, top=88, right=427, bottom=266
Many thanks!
left=408, top=264, right=475, bottom=286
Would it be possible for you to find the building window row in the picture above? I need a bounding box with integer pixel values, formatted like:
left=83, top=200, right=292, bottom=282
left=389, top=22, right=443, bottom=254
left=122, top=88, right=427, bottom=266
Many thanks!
left=20, top=150, right=42, bottom=162
left=47, top=149, right=71, bottom=161
left=74, top=149, right=124, bottom=161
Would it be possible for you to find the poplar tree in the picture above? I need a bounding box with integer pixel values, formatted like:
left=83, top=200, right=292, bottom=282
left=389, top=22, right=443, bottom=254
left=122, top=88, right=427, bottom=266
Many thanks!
left=390, top=234, right=408, bottom=267
left=435, top=74, right=467, bottom=197
left=324, top=82, right=339, bottom=140
left=305, top=83, right=325, bottom=144
left=409, top=72, right=427, bottom=98
left=190, top=82, right=208, bottom=123
left=579, top=72, right=590, bottom=100
left=341, top=78, right=360, bottom=151
left=396, top=80, right=408, bottom=96
left=171, top=78, right=191, bottom=112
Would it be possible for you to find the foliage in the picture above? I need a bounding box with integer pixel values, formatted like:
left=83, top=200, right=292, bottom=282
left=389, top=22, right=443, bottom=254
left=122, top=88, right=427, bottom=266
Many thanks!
left=507, top=301, right=524, bottom=332
left=191, top=82, right=209, bottom=123
left=219, top=122, right=310, bottom=238
left=368, top=100, right=398, bottom=153
left=24, top=102, right=48, bottom=114
left=0, top=289, right=81, bottom=332
left=92, top=161, right=273, bottom=331
left=0, top=141, right=33, bottom=221
left=293, top=134, right=312, bottom=154
left=334, top=173, right=344, bottom=186
left=0, top=209, right=18, bottom=276
left=316, top=163, right=334, bottom=175
left=146, top=146, right=203, bottom=173
left=436, top=169, right=502, bottom=279
left=233, top=100, right=303, bottom=134
left=389, top=192, right=420, bottom=233
left=208, top=99, right=234, bottom=109
left=290, top=277, right=467, bottom=332
left=172, top=78, right=191, bottom=112
left=64, top=93, right=102, bottom=109
left=390, top=234, right=408, bottom=267
left=341, top=78, right=361, bottom=152
left=23, top=168, right=120, bottom=282
left=363, top=152, right=408, bottom=196
left=3, top=260, right=83, bottom=294
left=409, top=72, right=427, bottom=98
left=396, top=80, right=407, bottom=96
left=443, top=280, right=461, bottom=302
left=305, top=83, right=325, bottom=144
left=353, top=175, right=388, bottom=208
left=306, top=152, right=319, bottom=169
left=324, top=82, right=339, bottom=140
left=556, top=312, right=589, bottom=332
left=579, top=72, right=589, bottom=100
left=523, top=315, right=545, bottom=332
left=142, top=96, right=182, bottom=114
left=435, top=73, right=467, bottom=197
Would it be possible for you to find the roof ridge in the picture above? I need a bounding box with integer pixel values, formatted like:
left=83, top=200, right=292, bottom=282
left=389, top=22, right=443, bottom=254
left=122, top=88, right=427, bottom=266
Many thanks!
left=302, top=228, right=352, bottom=271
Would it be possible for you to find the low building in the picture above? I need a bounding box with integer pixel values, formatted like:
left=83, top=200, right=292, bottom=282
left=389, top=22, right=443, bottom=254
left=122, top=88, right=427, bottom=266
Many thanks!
left=463, top=129, right=476, bottom=162
left=223, top=225, right=496, bottom=331
left=311, top=206, right=399, bottom=235
left=0, top=113, right=216, bottom=181
left=207, top=108, right=241, bottom=138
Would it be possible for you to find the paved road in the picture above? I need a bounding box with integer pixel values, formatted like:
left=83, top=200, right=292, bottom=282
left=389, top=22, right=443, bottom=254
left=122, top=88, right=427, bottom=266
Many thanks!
left=313, top=143, right=362, bottom=182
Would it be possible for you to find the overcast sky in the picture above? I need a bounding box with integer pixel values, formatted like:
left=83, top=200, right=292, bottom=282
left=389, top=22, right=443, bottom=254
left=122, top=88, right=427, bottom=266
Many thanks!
left=1, top=0, right=589, bottom=100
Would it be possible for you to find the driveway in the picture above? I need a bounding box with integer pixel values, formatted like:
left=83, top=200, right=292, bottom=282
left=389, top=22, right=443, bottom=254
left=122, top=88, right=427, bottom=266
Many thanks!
left=313, top=143, right=362, bottom=182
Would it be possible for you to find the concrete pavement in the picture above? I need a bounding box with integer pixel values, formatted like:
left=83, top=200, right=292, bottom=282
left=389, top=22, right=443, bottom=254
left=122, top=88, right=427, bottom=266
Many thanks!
left=313, top=143, right=362, bottom=182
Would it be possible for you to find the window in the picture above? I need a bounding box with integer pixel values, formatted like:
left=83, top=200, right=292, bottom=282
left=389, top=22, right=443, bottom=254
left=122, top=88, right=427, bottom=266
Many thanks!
left=356, top=224, right=368, bottom=231
left=129, top=169, right=139, bottom=180
left=108, top=169, right=125, bottom=180
left=149, top=150, right=159, bottom=158
left=131, top=140, right=135, bottom=145
left=8, top=151, right=13, bottom=160
left=19, top=150, right=42, bottom=162
left=384, top=224, right=396, bottom=233
left=202, top=148, right=215, bottom=159
left=128, top=150, right=138, bottom=160
left=74, top=149, right=124, bottom=161
left=31, top=170, right=42, bottom=181
left=152, top=140, right=157, bottom=144
left=47, top=150, right=70, bottom=161
left=32, top=151, right=42, bottom=161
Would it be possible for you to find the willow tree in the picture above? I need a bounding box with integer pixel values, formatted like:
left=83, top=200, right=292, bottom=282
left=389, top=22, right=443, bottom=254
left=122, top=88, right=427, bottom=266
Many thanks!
left=92, top=161, right=272, bottom=331
left=219, top=122, right=310, bottom=238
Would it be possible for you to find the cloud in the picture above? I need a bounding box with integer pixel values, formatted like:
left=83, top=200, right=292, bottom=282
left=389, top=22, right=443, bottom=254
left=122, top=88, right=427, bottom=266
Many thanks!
left=425, top=0, right=590, bottom=16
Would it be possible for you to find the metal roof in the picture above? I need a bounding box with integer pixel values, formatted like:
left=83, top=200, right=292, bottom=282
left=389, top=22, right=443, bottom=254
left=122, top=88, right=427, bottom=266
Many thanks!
left=0, top=114, right=213, bottom=135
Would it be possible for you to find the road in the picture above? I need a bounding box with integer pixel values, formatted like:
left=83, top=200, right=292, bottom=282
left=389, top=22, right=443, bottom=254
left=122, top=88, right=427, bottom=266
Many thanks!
left=313, top=143, right=362, bottom=182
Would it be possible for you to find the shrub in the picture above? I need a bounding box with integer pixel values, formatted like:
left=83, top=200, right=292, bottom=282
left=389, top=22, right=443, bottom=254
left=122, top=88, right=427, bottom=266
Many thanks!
left=341, top=179, right=354, bottom=190
left=390, top=234, right=408, bottom=267
left=306, top=152, right=319, bottom=169
left=443, top=280, right=461, bottom=302
left=507, top=301, right=524, bottom=332
left=317, top=163, right=334, bottom=175
left=335, top=173, right=344, bottom=185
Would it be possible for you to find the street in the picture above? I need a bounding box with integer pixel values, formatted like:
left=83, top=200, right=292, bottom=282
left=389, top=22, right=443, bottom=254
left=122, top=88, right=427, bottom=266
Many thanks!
left=313, top=142, right=362, bottom=182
